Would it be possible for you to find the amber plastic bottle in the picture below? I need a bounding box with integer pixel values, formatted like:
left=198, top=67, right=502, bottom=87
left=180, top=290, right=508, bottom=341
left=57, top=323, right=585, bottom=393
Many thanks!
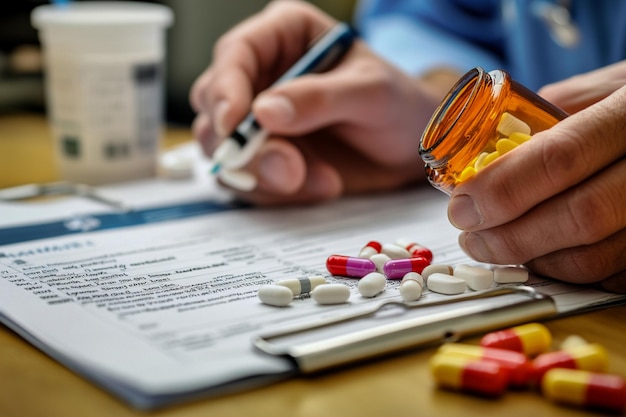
left=419, top=67, right=568, bottom=194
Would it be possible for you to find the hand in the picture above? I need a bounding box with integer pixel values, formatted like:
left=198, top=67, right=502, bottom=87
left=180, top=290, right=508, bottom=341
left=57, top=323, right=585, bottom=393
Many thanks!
left=190, top=0, right=446, bottom=205
left=447, top=79, right=626, bottom=293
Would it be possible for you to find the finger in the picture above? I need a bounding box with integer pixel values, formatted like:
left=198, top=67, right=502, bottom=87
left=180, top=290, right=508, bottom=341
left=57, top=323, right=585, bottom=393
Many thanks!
left=253, top=44, right=429, bottom=165
left=458, top=157, right=626, bottom=265
left=448, top=85, right=626, bottom=231
left=205, top=2, right=336, bottom=137
left=539, top=60, right=626, bottom=113
left=599, top=269, right=626, bottom=294
left=191, top=113, right=215, bottom=156
left=223, top=138, right=344, bottom=205
left=525, top=228, right=626, bottom=286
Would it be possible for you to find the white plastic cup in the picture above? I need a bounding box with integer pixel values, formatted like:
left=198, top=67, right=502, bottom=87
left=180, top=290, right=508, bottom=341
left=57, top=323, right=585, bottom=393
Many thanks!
left=31, top=2, right=173, bottom=185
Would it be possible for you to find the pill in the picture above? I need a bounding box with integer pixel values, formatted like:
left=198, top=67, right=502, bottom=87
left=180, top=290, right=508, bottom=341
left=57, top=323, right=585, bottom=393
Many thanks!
left=497, top=112, right=531, bottom=136
left=276, top=276, right=327, bottom=296
left=218, top=169, right=257, bottom=191
left=358, top=240, right=382, bottom=258
left=370, top=253, right=392, bottom=273
left=257, top=285, right=293, bottom=307
left=542, top=369, right=626, bottom=413
left=532, top=343, right=609, bottom=382
left=495, top=138, right=519, bottom=155
left=383, top=257, right=429, bottom=279
left=326, top=255, right=376, bottom=278
left=399, top=272, right=424, bottom=302
left=357, top=272, right=386, bottom=298
left=508, top=131, right=532, bottom=144
left=482, top=150, right=500, bottom=167
left=311, top=283, right=351, bottom=305
left=427, top=273, right=466, bottom=295
left=493, top=266, right=529, bottom=284
left=395, top=239, right=433, bottom=263
left=458, top=166, right=476, bottom=182
left=430, top=353, right=509, bottom=397
left=381, top=243, right=411, bottom=259
left=438, top=343, right=533, bottom=387
left=480, top=322, right=552, bottom=357
left=421, top=264, right=454, bottom=283
left=473, top=152, right=489, bottom=170
left=453, top=264, right=493, bottom=291
left=560, top=335, right=588, bottom=350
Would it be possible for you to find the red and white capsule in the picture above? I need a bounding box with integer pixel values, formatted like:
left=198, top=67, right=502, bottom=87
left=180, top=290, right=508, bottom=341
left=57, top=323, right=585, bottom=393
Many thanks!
left=326, top=255, right=376, bottom=278
left=383, top=257, right=429, bottom=279
left=396, top=239, right=433, bottom=263
left=358, top=241, right=382, bottom=258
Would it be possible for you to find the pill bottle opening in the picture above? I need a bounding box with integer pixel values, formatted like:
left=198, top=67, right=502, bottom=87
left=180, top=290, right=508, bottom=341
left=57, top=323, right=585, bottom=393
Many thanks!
left=419, top=67, right=489, bottom=168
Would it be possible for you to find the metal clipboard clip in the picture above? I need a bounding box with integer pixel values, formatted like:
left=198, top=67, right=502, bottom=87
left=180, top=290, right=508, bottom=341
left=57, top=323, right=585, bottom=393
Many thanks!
left=253, top=286, right=557, bottom=373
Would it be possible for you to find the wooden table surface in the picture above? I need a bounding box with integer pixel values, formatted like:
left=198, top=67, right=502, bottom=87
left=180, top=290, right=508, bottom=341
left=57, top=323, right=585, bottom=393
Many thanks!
left=1, top=113, right=624, bottom=417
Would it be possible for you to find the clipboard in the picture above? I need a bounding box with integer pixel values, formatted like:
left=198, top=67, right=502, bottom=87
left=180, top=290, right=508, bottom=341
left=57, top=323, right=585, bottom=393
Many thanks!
left=253, top=286, right=557, bottom=373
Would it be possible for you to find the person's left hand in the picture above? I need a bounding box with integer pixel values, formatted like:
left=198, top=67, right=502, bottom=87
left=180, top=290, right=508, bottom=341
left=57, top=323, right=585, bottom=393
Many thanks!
left=447, top=73, right=626, bottom=293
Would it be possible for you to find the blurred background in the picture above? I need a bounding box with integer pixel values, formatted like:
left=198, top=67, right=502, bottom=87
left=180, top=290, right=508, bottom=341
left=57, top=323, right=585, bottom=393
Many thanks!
left=0, top=0, right=356, bottom=126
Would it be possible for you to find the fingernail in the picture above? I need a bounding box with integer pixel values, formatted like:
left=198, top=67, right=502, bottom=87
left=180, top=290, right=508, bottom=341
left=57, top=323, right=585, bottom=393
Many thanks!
left=213, top=100, right=230, bottom=137
left=254, top=95, right=296, bottom=125
left=448, top=194, right=483, bottom=229
left=259, top=151, right=293, bottom=192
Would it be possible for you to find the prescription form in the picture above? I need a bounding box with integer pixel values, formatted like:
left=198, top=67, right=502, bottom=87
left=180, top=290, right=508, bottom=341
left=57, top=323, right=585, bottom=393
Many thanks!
left=0, top=145, right=624, bottom=408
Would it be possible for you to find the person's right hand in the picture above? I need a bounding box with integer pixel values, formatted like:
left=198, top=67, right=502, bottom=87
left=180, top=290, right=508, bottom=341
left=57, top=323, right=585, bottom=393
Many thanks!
left=190, top=0, right=449, bottom=205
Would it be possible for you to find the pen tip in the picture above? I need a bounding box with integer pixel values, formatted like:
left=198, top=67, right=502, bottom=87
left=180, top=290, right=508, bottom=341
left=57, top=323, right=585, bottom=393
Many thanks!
left=210, top=163, right=221, bottom=175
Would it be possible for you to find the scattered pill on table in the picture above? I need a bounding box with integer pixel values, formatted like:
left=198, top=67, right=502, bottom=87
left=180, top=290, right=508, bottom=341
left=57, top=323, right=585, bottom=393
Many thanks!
left=358, top=241, right=382, bottom=258
left=430, top=353, right=509, bottom=397
left=437, top=343, right=533, bottom=387
left=453, top=264, right=493, bottom=291
left=427, top=273, right=466, bottom=295
left=381, top=243, right=411, bottom=259
left=326, top=255, right=376, bottom=278
left=399, top=272, right=424, bottom=302
left=532, top=343, right=609, bottom=382
left=370, top=253, right=392, bottom=274
left=480, top=322, right=552, bottom=357
left=541, top=368, right=626, bottom=413
left=257, top=285, right=294, bottom=307
left=493, top=266, right=529, bottom=284
left=276, top=276, right=327, bottom=296
left=395, top=239, right=433, bottom=263
left=311, top=283, right=351, bottom=305
left=383, top=257, right=429, bottom=279
left=421, top=264, right=454, bottom=283
left=357, top=272, right=386, bottom=298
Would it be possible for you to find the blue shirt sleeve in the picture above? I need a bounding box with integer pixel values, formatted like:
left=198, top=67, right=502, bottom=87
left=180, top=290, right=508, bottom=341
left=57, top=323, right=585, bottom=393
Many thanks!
left=354, top=0, right=626, bottom=91
left=354, top=0, right=504, bottom=76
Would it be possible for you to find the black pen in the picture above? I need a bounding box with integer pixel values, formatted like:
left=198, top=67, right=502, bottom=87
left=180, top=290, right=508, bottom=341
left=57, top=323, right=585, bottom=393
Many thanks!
left=210, top=22, right=356, bottom=175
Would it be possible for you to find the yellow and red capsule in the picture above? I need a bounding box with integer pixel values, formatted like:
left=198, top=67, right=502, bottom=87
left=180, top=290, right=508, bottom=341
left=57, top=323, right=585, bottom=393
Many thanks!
left=542, top=368, right=626, bottom=413
left=430, top=354, right=509, bottom=396
left=480, top=323, right=552, bottom=357
left=532, top=343, right=609, bottom=382
left=437, top=343, right=533, bottom=387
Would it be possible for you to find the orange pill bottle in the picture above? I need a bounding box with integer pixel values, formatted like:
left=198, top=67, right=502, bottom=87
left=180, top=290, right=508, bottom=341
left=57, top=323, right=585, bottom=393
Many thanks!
left=419, top=67, right=568, bottom=194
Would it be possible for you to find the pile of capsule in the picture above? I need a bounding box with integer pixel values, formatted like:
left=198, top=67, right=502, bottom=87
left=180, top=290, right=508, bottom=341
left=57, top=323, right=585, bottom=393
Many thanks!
left=257, top=238, right=529, bottom=307
left=430, top=322, right=626, bottom=413
left=458, top=112, right=532, bottom=183
left=327, top=239, right=529, bottom=301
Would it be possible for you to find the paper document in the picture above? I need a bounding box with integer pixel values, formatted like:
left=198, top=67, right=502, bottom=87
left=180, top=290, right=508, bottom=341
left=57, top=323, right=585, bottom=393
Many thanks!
left=1, top=169, right=624, bottom=408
